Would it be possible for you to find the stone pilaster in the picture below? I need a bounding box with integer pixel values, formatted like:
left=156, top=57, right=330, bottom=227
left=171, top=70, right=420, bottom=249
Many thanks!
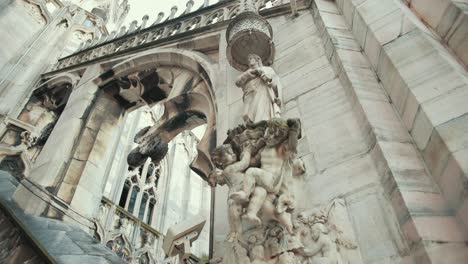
left=13, top=64, right=126, bottom=229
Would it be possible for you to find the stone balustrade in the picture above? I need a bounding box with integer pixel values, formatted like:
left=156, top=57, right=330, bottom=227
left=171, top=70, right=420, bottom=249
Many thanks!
left=51, top=0, right=288, bottom=71
left=94, top=197, right=164, bottom=263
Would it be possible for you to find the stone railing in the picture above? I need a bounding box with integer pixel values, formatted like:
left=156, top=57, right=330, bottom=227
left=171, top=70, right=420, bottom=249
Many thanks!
left=94, top=197, right=165, bottom=264
left=51, top=0, right=292, bottom=72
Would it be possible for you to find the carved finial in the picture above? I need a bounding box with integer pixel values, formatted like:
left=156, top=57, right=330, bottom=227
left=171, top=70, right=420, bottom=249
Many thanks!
left=129, top=20, right=138, bottom=32
left=154, top=12, right=165, bottom=25
left=109, top=30, right=117, bottom=40
left=141, top=15, right=149, bottom=29
left=185, top=0, right=195, bottom=13
left=78, top=42, right=85, bottom=51
left=169, top=6, right=178, bottom=19
left=118, top=25, right=127, bottom=37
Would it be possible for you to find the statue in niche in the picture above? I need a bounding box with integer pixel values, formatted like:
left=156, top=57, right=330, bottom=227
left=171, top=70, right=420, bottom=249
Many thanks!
left=19, top=97, right=57, bottom=134
left=236, top=54, right=283, bottom=123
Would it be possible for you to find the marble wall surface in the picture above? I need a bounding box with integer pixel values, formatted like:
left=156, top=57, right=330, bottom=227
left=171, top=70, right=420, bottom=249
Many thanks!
left=0, top=0, right=467, bottom=263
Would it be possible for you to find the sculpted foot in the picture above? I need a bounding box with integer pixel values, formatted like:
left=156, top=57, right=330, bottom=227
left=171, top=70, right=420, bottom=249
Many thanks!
left=230, top=191, right=248, bottom=201
left=242, top=213, right=262, bottom=226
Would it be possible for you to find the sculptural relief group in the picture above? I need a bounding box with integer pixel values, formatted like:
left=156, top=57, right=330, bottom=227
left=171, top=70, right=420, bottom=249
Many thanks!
left=209, top=54, right=357, bottom=264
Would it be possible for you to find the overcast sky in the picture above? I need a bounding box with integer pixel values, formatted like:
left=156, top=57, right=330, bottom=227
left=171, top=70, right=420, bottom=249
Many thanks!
left=125, top=0, right=220, bottom=24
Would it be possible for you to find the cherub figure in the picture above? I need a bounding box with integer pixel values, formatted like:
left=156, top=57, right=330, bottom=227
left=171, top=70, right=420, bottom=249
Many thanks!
left=230, top=118, right=301, bottom=232
left=303, top=223, right=341, bottom=264
left=210, top=144, right=252, bottom=242
left=241, top=232, right=269, bottom=264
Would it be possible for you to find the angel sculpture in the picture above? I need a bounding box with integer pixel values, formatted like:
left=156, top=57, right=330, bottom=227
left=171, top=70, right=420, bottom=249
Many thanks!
left=297, top=203, right=358, bottom=264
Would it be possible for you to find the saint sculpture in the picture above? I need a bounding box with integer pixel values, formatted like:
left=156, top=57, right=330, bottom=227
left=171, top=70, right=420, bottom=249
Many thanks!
left=235, top=54, right=283, bottom=123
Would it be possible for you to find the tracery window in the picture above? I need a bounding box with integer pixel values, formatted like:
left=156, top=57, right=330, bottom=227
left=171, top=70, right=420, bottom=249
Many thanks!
left=119, top=158, right=160, bottom=224
left=168, top=24, right=181, bottom=36
left=151, top=29, right=164, bottom=41
left=185, top=17, right=201, bottom=31
left=206, top=11, right=223, bottom=25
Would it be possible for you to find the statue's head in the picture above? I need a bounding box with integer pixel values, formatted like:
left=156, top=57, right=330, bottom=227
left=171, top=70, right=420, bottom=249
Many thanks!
left=248, top=53, right=263, bottom=69
left=265, top=118, right=289, bottom=146
left=311, top=225, right=321, bottom=240
left=211, top=144, right=237, bottom=169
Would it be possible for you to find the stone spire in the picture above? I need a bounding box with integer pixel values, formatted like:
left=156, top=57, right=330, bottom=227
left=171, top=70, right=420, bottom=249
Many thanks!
left=141, top=14, right=149, bottom=29
left=169, top=6, right=178, bottom=19
left=185, top=0, right=195, bottom=13
left=154, top=12, right=165, bottom=25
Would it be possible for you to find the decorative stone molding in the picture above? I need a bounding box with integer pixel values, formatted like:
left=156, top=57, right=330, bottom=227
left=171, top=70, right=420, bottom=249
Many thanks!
left=49, top=0, right=304, bottom=72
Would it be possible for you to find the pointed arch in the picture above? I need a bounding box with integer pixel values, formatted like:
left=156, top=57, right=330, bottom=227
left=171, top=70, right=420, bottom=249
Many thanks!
left=94, top=48, right=218, bottom=180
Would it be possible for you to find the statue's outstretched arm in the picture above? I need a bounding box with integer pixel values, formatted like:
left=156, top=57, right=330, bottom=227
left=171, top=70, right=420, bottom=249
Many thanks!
left=226, top=148, right=252, bottom=173
left=246, top=119, right=268, bottom=130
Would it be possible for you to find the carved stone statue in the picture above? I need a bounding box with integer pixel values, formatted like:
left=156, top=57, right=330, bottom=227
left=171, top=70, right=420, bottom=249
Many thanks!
left=210, top=23, right=362, bottom=261
left=302, top=223, right=341, bottom=264
left=236, top=54, right=283, bottom=123
left=210, top=144, right=253, bottom=242
left=230, top=118, right=301, bottom=233
left=295, top=205, right=359, bottom=264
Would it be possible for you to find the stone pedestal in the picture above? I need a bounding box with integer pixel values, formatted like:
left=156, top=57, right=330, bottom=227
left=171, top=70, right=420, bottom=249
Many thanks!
left=226, top=11, right=275, bottom=71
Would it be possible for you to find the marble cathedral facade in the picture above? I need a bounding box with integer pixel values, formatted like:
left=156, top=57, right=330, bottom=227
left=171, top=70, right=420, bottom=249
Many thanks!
left=0, top=0, right=467, bottom=263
